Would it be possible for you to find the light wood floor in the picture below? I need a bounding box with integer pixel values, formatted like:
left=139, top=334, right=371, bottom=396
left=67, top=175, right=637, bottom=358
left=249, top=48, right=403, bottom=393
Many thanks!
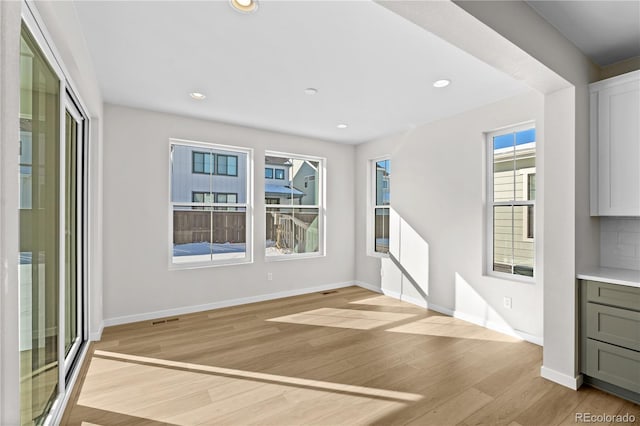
left=62, top=287, right=639, bottom=425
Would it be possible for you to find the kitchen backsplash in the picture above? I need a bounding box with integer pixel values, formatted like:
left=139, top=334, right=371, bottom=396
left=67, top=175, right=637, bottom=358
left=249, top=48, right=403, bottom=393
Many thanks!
left=600, top=217, right=640, bottom=271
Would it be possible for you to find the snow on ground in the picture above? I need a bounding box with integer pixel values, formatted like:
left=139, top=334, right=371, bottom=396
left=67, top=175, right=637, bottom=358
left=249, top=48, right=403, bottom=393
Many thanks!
left=173, top=242, right=246, bottom=256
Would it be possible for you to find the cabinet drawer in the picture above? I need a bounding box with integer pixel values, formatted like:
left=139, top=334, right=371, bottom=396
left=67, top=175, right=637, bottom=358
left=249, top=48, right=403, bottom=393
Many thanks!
left=585, top=339, right=640, bottom=393
left=586, top=281, right=640, bottom=311
left=587, top=303, right=640, bottom=351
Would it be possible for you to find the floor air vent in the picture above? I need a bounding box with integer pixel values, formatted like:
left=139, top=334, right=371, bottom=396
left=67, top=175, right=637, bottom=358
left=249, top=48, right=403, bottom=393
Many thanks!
left=151, top=317, right=179, bottom=325
left=321, top=290, right=338, bottom=295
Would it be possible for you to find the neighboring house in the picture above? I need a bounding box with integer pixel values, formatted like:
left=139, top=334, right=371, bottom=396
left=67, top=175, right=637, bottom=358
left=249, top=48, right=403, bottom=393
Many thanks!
left=264, top=156, right=305, bottom=204
left=375, top=161, right=390, bottom=206
left=171, top=144, right=248, bottom=204
left=292, top=160, right=319, bottom=205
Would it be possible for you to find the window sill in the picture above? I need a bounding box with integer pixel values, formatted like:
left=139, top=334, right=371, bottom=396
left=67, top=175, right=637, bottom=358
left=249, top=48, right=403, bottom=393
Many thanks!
left=486, top=270, right=536, bottom=284
left=265, top=252, right=325, bottom=262
left=367, top=251, right=390, bottom=259
left=169, top=258, right=252, bottom=270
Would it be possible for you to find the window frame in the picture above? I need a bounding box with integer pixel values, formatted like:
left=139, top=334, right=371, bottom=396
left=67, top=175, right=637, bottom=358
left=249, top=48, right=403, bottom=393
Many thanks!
left=169, top=138, right=253, bottom=269
left=265, top=168, right=274, bottom=179
left=485, top=122, right=536, bottom=283
left=274, top=168, right=285, bottom=180
left=521, top=168, right=536, bottom=242
left=264, top=151, right=325, bottom=261
left=368, top=156, right=391, bottom=258
left=216, top=154, right=238, bottom=176
left=192, top=151, right=214, bottom=175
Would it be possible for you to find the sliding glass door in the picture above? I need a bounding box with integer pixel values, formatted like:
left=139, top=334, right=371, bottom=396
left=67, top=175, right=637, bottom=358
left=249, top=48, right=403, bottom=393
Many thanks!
left=19, top=25, right=61, bottom=425
left=19, top=21, right=88, bottom=425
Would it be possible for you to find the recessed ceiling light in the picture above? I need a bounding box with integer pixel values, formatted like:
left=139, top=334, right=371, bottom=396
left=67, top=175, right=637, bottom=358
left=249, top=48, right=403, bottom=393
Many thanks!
left=304, top=88, right=318, bottom=95
left=189, top=92, right=206, bottom=100
left=433, top=79, right=451, bottom=88
left=230, top=0, right=258, bottom=13
left=337, top=123, right=348, bottom=129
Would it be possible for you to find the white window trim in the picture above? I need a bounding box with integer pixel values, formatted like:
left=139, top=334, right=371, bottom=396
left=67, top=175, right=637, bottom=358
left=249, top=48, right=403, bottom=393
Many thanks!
left=264, top=150, right=326, bottom=261
left=367, top=156, right=390, bottom=258
left=168, top=138, right=253, bottom=269
left=520, top=167, right=536, bottom=242
left=485, top=122, right=536, bottom=284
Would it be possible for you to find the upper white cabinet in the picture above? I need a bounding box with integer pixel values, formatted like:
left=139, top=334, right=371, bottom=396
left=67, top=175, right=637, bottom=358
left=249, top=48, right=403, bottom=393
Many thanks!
left=590, top=70, right=640, bottom=216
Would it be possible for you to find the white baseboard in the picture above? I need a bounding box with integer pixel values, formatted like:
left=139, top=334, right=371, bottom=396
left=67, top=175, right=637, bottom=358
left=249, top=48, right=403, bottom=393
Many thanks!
left=358, top=286, right=542, bottom=346
left=426, top=302, right=454, bottom=316
left=354, top=281, right=381, bottom=293
left=399, top=293, right=428, bottom=309
left=89, top=323, right=104, bottom=341
left=541, top=366, right=583, bottom=390
left=452, top=310, right=543, bottom=346
left=103, top=281, right=356, bottom=327
left=381, top=288, right=401, bottom=300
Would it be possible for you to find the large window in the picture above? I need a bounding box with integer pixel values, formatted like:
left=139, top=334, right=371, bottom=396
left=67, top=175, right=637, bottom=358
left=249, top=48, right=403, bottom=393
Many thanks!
left=265, top=152, right=324, bottom=258
left=171, top=140, right=251, bottom=266
left=372, top=159, right=390, bottom=254
left=487, top=125, right=536, bottom=278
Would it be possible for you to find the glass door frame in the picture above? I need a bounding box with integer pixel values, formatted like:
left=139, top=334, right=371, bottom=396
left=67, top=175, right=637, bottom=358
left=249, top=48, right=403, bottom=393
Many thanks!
left=21, top=2, right=91, bottom=424
left=61, top=94, right=87, bottom=380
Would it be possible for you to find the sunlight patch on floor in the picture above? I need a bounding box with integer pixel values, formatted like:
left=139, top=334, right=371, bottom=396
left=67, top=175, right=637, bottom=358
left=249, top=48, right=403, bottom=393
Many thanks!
left=386, top=316, right=522, bottom=342
left=267, top=307, right=416, bottom=330
left=78, top=351, right=419, bottom=425
left=349, top=295, right=417, bottom=308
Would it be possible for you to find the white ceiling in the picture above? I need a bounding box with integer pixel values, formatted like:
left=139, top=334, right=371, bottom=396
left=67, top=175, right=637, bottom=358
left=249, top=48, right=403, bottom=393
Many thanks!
left=74, top=0, right=528, bottom=144
left=527, top=1, right=640, bottom=67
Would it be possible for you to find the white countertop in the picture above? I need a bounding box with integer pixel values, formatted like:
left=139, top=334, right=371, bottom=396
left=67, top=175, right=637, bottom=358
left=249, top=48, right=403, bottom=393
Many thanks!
left=577, top=266, right=640, bottom=288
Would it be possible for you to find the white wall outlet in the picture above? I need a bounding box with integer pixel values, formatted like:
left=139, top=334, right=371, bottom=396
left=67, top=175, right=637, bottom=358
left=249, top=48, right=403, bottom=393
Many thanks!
left=503, top=296, right=512, bottom=309
left=267, top=272, right=273, bottom=281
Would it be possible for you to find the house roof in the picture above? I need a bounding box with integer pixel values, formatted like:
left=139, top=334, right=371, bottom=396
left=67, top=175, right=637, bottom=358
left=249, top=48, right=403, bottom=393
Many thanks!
left=265, top=184, right=304, bottom=198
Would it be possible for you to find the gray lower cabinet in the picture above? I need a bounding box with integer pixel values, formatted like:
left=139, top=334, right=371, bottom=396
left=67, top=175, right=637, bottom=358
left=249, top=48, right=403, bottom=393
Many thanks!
left=580, top=280, right=640, bottom=402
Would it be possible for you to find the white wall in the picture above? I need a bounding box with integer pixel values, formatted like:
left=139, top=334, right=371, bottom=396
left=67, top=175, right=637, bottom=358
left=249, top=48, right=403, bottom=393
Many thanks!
left=448, top=0, right=601, bottom=389
left=0, top=3, right=22, bottom=423
left=376, top=0, right=600, bottom=388
left=102, top=105, right=355, bottom=323
left=31, top=0, right=105, bottom=340
left=355, top=90, right=545, bottom=341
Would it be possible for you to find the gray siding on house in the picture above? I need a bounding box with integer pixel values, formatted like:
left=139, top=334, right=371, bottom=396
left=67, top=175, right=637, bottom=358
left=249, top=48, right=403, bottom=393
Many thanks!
left=171, top=144, right=247, bottom=203
left=292, top=161, right=318, bottom=206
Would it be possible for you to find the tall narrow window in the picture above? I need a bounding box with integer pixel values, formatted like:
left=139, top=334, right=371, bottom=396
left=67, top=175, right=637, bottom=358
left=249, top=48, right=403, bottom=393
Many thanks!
left=372, top=159, right=391, bottom=254
left=265, top=153, right=324, bottom=258
left=487, top=125, right=536, bottom=278
left=171, top=141, right=251, bottom=266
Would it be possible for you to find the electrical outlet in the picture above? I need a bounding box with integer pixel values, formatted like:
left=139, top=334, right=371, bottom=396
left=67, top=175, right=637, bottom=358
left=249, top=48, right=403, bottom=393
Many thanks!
left=267, top=272, right=273, bottom=281
left=503, top=297, right=512, bottom=309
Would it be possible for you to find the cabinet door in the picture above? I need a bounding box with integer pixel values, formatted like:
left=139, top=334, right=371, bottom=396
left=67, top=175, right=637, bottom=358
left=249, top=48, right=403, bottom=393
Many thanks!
left=598, top=79, right=640, bottom=216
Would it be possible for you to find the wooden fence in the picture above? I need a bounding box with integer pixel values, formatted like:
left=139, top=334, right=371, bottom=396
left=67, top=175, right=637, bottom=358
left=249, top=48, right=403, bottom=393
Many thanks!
left=173, top=211, right=246, bottom=244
